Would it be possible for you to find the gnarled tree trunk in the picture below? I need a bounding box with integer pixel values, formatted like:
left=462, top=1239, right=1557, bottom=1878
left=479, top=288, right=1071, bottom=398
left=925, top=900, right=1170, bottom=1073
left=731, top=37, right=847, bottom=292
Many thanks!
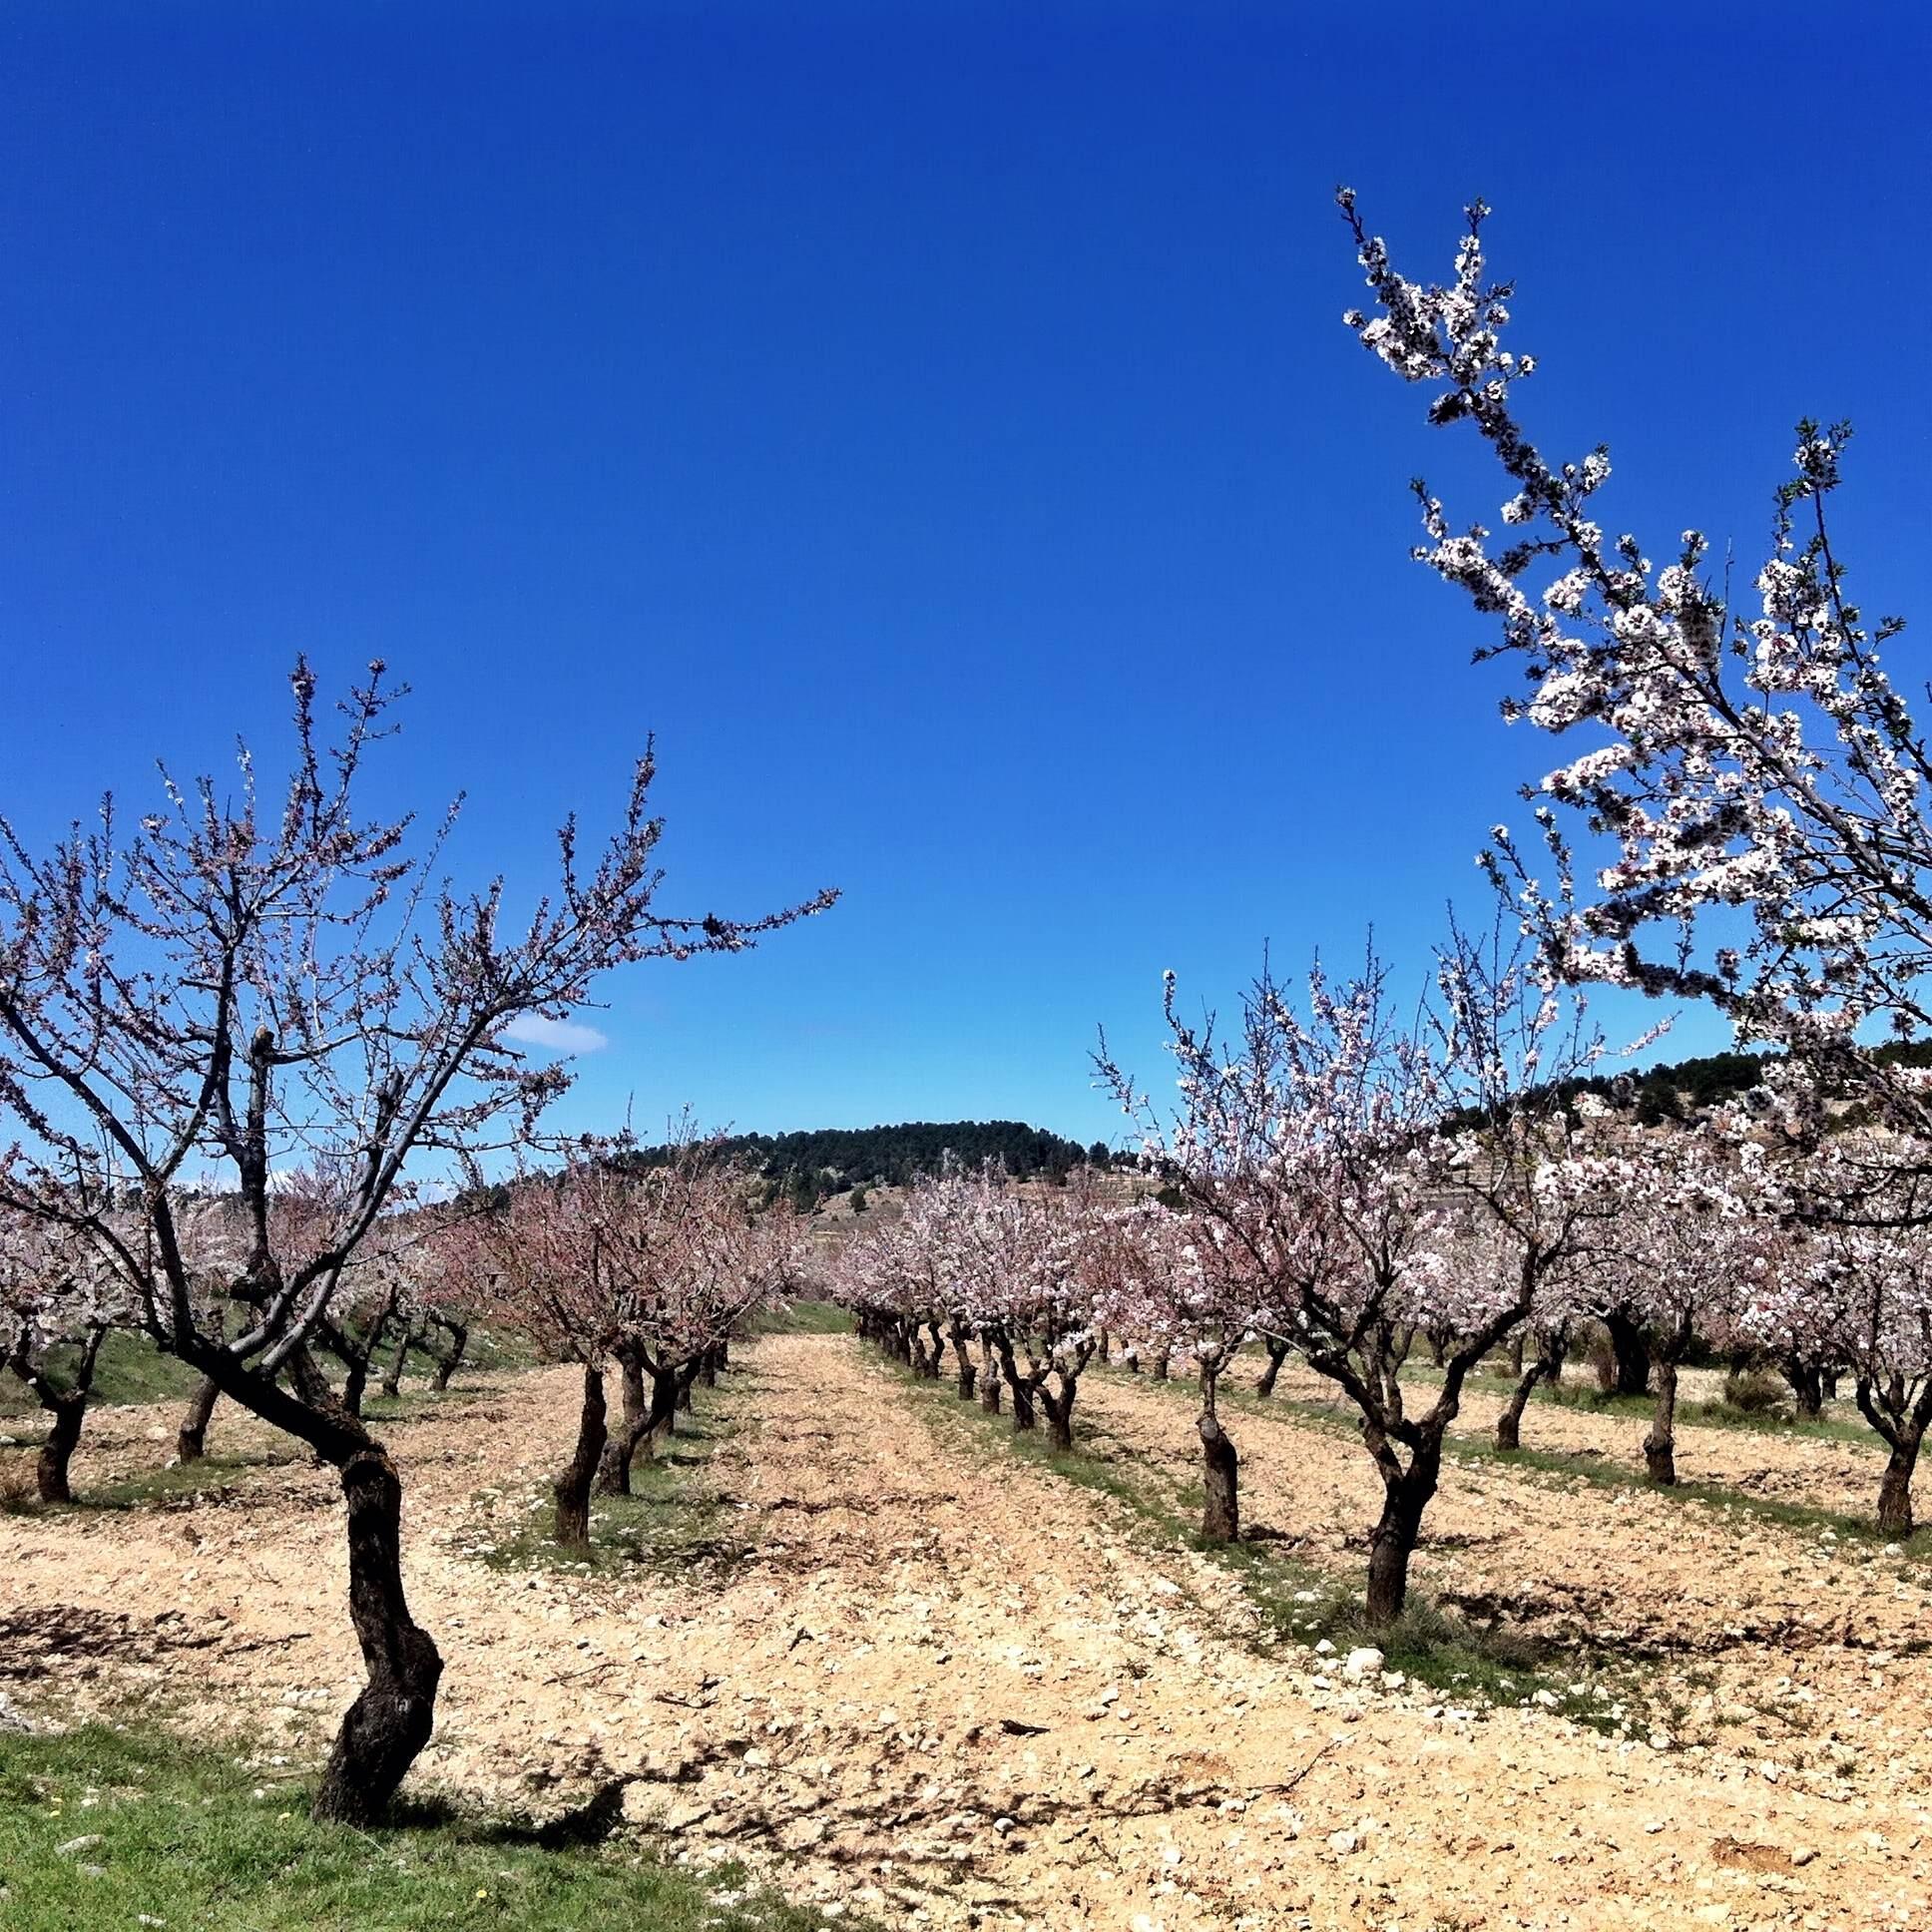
left=1496, top=1334, right=1566, bottom=1453
left=177, top=1374, right=221, bottom=1464
left=312, top=1444, right=444, bottom=1825
left=1364, top=1458, right=1437, bottom=1627
left=380, top=1330, right=413, bottom=1399
left=1602, top=1309, right=1652, bottom=1396
left=1200, top=1409, right=1238, bottom=1542
left=1255, top=1338, right=1291, bottom=1397
left=553, top=1364, right=608, bottom=1546
left=597, top=1350, right=650, bottom=1495
left=1878, top=1442, right=1918, bottom=1538
left=429, top=1322, right=468, bottom=1392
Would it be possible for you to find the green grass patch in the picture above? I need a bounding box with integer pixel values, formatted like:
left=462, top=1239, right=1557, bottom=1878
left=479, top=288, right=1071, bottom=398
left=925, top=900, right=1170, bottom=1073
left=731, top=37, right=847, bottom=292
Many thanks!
left=0, top=1721, right=844, bottom=1932
left=745, top=1300, right=850, bottom=1337
left=0, top=1333, right=203, bottom=1422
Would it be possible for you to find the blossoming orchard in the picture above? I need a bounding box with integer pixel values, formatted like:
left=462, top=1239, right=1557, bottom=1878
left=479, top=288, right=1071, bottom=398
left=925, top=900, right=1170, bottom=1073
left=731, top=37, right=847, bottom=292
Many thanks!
left=8, top=177, right=1932, bottom=1932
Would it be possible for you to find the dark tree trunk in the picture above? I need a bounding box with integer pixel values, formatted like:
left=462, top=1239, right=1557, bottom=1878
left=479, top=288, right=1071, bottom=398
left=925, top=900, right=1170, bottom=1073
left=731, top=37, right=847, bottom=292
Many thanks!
left=1603, top=1310, right=1652, bottom=1396
left=675, top=1371, right=694, bottom=1413
left=1821, top=1366, right=1840, bottom=1401
left=1009, top=1378, right=1037, bottom=1431
left=429, top=1323, right=468, bottom=1392
left=553, top=1365, right=608, bottom=1547
left=380, top=1330, right=412, bottom=1399
left=1786, top=1357, right=1823, bottom=1420
left=1645, top=1358, right=1680, bottom=1486
left=36, top=1389, right=87, bottom=1504
left=597, top=1352, right=650, bottom=1496
left=1152, top=1349, right=1171, bottom=1382
left=1496, top=1337, right=1565, bottom=1453
left=177, top=1375, right=221, bottom=1465
left=1506, top=1333, right=1526, bottom=1376
left=1255, top=1339, right=1290, bottom=1397
left=700, top=1348, right=719, bottom=1388
left=956, top=1359, right=977, bottom=1401
left=1878, top=1439, right=1919, bottom=1538
left=979, top=1363, right=1002, bottom=1414
left=1200, top=1409, right=1238, bottom=1543
left=1364, top=1461, right=1436, bottom=1627
left=341, top=1356, right=370, bottom=1419
left=1126, top=1349, right=1142, bottom=1374
left=311, top=1445, right=445, bottom=1825
left=1040, top=1383, right=1075, bottom=1451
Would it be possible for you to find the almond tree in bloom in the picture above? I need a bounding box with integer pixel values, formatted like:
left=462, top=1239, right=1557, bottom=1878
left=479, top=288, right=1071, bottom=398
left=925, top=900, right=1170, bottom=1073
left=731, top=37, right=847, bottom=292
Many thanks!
left=1743, top=1137, right=1932, bottom=1534
left=1105, top=937, right=1627, bottom=1623
left=1338, top=190, right=1932, bottom=1128
left=1590, top=1133, right=1760, bottom=1486
left=0, top=1201, right=131, bottom=1502
left=0, top=662, right=832, bottom=1823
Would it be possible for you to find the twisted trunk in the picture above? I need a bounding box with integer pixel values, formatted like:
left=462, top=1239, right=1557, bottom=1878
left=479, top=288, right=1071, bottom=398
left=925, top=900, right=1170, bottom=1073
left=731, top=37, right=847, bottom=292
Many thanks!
left=429, top=1321, right=468, bottom=1392
left=1255, top=1338, right=1291, bottom=1397
left=177, top=1374, right=221, bottom=1465
left=1364, top=1456, right=1438, bottom=1627
left=1200, top=1410, right=1238, bottom=1542
left=1496, top=1334, right=1566, bottom=1453
left=597, top=1350, right=650, bottom=1495
left=380, top=1330, right=412, bottom=1399
left=311, top=1444, right=444, bottom=1824
left=553, top=1364, right=608, bottom=1546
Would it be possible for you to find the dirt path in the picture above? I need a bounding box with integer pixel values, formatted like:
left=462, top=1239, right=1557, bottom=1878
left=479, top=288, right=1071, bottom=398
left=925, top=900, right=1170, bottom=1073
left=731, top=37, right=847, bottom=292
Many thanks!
left=4, top=1336, right=1929, bottom=1929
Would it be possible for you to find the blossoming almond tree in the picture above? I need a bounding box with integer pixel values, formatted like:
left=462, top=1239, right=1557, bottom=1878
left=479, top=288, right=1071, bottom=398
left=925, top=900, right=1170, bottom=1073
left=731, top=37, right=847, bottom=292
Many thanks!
left=0, top=1201, right=131, bottom=1503
left=1338, top=189, right=1931, bottom=1121
left=0, top=661, right=833, bottom=1823
left=1104, top=936, right=1628, bottom=1623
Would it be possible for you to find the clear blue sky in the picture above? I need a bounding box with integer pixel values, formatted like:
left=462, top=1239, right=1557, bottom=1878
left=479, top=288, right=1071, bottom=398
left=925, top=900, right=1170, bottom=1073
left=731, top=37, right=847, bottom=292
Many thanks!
left=4, top=2, right=1929, bottom=1148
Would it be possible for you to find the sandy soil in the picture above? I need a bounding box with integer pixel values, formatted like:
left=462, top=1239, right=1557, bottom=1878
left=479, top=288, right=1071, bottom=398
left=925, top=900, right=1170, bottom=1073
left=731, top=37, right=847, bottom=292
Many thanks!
left=4, top=1335, right=1930, bottom=1930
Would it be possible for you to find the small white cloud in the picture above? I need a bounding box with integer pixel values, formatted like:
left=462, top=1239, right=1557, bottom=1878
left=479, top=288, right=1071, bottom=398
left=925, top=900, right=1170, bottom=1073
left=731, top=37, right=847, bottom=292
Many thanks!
left=501, top=1013, right=610, bottom=1056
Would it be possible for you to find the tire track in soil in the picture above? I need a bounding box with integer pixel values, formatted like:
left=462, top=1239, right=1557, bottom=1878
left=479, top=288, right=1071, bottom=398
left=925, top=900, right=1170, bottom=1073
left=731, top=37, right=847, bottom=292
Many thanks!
left=2, top=1334, right=1928, bottom=1929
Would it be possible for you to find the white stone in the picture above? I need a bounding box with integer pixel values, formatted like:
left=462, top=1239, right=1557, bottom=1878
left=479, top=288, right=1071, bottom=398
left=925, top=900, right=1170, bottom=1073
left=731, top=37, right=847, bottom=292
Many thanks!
left=1342, top=1648, right=1384, bottom=1682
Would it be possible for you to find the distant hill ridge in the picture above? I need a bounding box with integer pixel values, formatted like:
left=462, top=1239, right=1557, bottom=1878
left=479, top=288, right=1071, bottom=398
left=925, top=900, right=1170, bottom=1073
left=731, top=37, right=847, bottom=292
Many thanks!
left=632, top=1120, right=1110, bottom=1194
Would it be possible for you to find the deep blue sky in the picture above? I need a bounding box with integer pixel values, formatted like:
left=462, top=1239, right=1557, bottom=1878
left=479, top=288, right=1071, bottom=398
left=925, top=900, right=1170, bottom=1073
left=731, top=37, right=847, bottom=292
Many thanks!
left=4, top=2, right=1929, bottom=1147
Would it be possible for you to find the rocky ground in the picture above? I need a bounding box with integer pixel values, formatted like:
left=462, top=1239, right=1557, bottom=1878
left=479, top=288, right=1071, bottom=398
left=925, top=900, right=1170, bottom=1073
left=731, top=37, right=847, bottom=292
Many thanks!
left=4, top=1333, right=1931, bottom=1930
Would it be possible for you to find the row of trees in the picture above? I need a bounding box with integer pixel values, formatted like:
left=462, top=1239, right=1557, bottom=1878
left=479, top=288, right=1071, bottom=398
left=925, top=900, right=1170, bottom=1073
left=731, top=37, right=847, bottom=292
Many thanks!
left=838, top=930, right=1932, bottom=1632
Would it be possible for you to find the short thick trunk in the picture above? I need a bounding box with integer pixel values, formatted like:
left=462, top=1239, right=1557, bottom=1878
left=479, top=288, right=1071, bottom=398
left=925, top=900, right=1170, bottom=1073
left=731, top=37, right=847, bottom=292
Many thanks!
left=311, top=1446, right=444, bottom=1824
left=429, top=1324, right=468, bottom=1393
left=1255, top=1342, right=1289, bottom=1398
left=956, top=1361, right=977, bottom=1401
left=1152, top=1350, right=1171, bottom=1382
left=979, top=1370, right=1002, bottom=1414
left=1604, top=1311, right=1652, bottom=1397
left=1786, top=1360, right=1823, bottom=1420
left=1645, top=1360, right=1679, bottom=1487
left=37, top=1391, right=87, bottom=1504
left=554, top=1365, right=608, bottom=1547
left=1009, top=1379, right=1037, bottom=1431
left=380, top=1334, right=411, bottom=1399
left=1041, top=1385, right=1075, bottom=1452
left=1496, top=1358, right=1552, bottom=1453
left=1200, top=1410, right=1238, bottom=1543
left=1364, top=1468, right=1435, bottom=1628
left=597, top=1355, right=650, bottom=1496
left=177, top=1375, right=221, bottom=1465
left=1878, top=1442, right=1918, bottom=1538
